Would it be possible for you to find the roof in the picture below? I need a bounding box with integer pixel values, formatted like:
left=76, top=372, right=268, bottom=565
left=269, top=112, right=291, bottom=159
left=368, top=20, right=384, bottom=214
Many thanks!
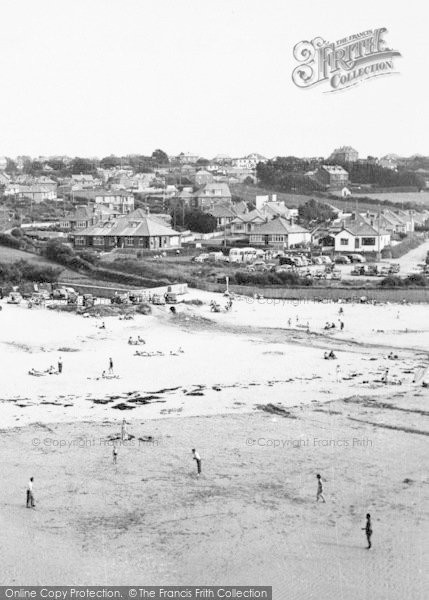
left=251, top=218, right=310, bottom=235
left=231, top=209, right=265, bottom=224
left=206, top=204, right=237, bottom=218
left=335, top=222, right=386, bottom=237
left=64, top=206, right=94, bottom=221
left=320, top=165, right=349, bottom=175
left=196, top=182, right=231, bottom=197
left=78, top=215, right=180, bottom=238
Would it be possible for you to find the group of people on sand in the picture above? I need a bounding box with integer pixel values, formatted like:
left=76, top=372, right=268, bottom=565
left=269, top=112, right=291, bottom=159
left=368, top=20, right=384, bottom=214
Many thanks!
left=324, top=350, right=337, bottom=360
left=134, top=347, right=184, bottom=357
left=128, top=336, right=145, bottom=345
left=316, top=474, right=372, bottom=548
left=101, top=357, right=118, bottom=379
left=26, top=455, right=372, bottom=549
left=324, top=321, right=344, bottom=331
left=29, top=357, right=63, bottom=377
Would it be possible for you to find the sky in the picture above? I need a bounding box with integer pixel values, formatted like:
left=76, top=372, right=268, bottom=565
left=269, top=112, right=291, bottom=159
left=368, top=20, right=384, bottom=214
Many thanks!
left=0, top=0, right=427, bottom=159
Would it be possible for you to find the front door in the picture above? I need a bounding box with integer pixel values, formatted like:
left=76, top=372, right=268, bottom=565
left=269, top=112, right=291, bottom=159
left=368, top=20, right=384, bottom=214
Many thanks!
left=355, top=238, right=360, bottom=249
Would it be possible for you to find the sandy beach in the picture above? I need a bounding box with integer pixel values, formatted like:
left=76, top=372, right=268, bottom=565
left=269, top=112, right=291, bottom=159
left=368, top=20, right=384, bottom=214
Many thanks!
left=0, top=292, right=428, bottom=597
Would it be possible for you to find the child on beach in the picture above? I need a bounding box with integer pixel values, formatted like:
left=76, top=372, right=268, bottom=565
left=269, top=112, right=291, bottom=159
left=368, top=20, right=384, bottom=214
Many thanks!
left=362, top=513, right=372, bottom=548
left=109, top=357, right=114, bottom=374
left=316, top=474, right=326, bottom=502
left=113, top=445, right=118, bottom=464
left=192, top=448, right=202, bottom=477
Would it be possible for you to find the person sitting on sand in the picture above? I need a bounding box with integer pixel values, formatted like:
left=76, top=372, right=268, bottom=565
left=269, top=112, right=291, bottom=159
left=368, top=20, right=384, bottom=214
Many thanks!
left=137, top=336, right=145, bottom=344
left=128, top=336, right=133, bottom=345
left=329, top=350, right=336, bottom=360
left=100, top=322, right=106, bottom=329
left=316, top=474, right=326, bottom=503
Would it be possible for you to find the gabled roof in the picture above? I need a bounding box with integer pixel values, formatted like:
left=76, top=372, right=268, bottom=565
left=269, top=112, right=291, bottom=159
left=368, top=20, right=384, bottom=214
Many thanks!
left=196, top=182, right=231, bottom=197
left=251, top=217, right=309, bottom=235
left=320, top=165, right=349, bottom=175
left=231, top=209, right=265, bottom=224
left=64, top=205, right=94, bottom=222
left=78, top=215, right=180, bottom=238
left=206, top=204, right=237, bottom=218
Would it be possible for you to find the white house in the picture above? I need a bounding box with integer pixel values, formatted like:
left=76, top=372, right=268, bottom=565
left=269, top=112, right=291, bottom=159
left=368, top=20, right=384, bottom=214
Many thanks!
left=249, top=217, right=311, bottom=249
left=333, top=221, right=390, bottom=254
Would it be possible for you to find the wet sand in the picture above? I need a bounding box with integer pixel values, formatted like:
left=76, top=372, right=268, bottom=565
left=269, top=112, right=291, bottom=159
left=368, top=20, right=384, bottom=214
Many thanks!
left=0, top=294, right=428, bottom=596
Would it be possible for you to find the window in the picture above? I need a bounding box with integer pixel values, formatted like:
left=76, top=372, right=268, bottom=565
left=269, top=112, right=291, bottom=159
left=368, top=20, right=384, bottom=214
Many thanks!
left=362, top=237, right=376, bottom=246
left=125, top=237, right=135, bottom=247
left=340, top=238, right=348, bottom=246
left=75, top=237, right=85, bottom=246
left=272, top=235, right=285, bottom=242
left=93, top=236, right=104, bottom=246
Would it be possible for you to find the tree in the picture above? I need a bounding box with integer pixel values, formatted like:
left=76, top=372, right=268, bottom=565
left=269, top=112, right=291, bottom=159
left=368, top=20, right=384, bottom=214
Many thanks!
left=298, top=199, right=336, bottom=224
left=100, top=155, right=122, bottom=169
left=71, top=157, right=97, bottom=174
left=184, top=209, right=217, bottom=233
left=151, top=149, right=169, bottom=165
left=196, top=158, right=210, bottom=166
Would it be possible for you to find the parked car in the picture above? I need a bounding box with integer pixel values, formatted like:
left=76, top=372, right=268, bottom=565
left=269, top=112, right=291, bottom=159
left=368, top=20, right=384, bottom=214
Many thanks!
left=151, top=294, right=166, bottom=305
left=193, top=254, right=210, bottom=263
left=7, top=292, right=23, bottom=304
left=334, top=255, right=351, bottom=264
left=389, top=263, right=400, bottom=273
left=320, top=256, right=332, bottom=264
left=331, top=270, right=342, bottom=280
left=348, top=254, right=365, bottom=263
left=165, top=292, right=179, bottom=304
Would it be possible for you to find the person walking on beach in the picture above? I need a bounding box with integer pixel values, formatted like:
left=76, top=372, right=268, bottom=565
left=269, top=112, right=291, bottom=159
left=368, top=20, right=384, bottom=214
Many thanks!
left=192, top=448, right=202, bottom=477
left=340, top=320, right=344, bottom=331
left=58, top=356, right=63, bottom=374
left=362, top=513, right=372, bottom=548
left=316, top=474, right=326, bottom=503
left=26, top=477, right=35, bottom=508
left=108, top=357, right=114, bottom=374
left=113, top=444, right=118, bottom=464
left=121, top=418, right=127, bottom=441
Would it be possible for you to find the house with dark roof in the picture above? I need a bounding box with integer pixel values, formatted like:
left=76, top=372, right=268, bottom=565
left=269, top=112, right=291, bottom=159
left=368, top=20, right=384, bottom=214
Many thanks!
left=249, top=217, right=311, bottom=249
left=331, top=213, right=390, bottom=253
left=72, top=213, right=181, bottom=251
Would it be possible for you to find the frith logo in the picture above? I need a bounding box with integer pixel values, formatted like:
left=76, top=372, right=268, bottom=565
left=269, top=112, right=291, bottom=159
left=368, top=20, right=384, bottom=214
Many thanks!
left=292, top=28, right=401, bottom=92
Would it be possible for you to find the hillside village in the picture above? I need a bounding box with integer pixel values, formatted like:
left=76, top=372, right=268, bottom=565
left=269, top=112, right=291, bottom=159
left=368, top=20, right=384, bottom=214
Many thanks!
left=1, top=148, right=429, bottom=291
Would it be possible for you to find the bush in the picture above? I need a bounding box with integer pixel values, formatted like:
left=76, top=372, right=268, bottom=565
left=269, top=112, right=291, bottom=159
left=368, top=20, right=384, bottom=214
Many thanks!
left=380, top=276, right=404, bottom=287
left=45, top=240, right=90, bottom=270
left=10, top=227, right=24, bottom=238
left=0, top=233, right=21, bottom=249
left=405, top=274, right=428, bottom=287
left=0, top=259, right=60, bottom=284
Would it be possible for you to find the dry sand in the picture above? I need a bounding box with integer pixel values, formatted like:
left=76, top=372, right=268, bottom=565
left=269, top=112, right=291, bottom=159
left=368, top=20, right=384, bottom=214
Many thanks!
left=0, top=293, right=428, bottom=597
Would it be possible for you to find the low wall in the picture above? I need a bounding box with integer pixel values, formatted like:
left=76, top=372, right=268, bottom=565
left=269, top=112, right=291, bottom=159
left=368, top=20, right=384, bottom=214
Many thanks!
left=194, top=281, right=429, bottom=303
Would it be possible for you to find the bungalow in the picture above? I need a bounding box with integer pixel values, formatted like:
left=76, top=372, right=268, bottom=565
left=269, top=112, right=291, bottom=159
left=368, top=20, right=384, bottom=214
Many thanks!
left=94, top=190, right=134, bottom=214
left=73, top=214, right=181, bottom=251
left=194, top=182, right=232, bottom=210
left=249, top=217, right=311, bottom=249
left=333, top=220, right=390, bottom=254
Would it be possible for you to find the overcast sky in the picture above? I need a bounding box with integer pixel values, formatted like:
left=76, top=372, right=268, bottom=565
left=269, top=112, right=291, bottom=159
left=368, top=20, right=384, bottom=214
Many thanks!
left=0, top=0, right=427, bottom=159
